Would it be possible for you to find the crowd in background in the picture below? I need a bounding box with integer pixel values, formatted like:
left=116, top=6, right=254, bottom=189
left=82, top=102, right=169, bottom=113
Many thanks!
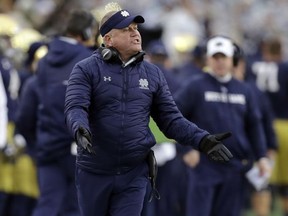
left=1, top=0, right=288, bottom=215
left=3, top=0, right=288, bottom=59
left=1, top=0, right=288, bottom=64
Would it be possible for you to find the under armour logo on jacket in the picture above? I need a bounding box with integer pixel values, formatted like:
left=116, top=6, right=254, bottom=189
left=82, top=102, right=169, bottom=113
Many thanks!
left=104, top=76, right=111, bottom=82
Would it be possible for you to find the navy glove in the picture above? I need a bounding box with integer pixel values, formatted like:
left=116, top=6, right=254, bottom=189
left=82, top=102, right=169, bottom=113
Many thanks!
left=199, top=132, right=233, bottom=162
left=76, top=127, right=95, bottom=154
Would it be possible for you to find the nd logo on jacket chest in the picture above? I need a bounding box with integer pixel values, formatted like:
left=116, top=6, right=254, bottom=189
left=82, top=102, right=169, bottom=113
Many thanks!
left=139, top=78, right=149, bottom=90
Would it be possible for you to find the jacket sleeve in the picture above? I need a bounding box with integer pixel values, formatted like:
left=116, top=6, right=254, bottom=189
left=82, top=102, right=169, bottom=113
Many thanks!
left=15, top=76, right=38, bottom=147
left=258, top=89, right=278, bottom=150
left=0, top=73, right=7, bottom=148
left=64, top=61, right=93, bottom=138
left=246, top=85, right=267, bottom=160
left=150, top=68, right=208, bottom=149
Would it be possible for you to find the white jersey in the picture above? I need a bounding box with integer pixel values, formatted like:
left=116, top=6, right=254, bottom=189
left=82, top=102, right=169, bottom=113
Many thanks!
left=0, top=72, right=7, bottom=148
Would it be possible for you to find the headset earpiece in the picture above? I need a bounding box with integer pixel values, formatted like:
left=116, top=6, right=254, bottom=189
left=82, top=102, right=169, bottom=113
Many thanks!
left=82, top=27, right=93, bottom=41
left=232, top=42, right=244, bottom=67
left=99, top=46, right=120, bottom=62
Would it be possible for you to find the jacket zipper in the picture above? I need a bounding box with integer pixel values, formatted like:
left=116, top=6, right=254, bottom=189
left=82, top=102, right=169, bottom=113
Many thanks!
left=117, top=67, right=128, bottom=174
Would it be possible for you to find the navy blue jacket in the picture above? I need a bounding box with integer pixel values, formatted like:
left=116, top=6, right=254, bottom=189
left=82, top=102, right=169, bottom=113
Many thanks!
left=175, top=73, right=266, bottom=172
left=154, top=63, right=180, bottom=95
left=64, top=50, right=208, bottom=175
left=20, top=37, right=92, bottom=164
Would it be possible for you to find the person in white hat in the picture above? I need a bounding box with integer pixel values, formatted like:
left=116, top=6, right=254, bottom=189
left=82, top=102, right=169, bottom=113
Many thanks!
left=174, top=35, right=271, bottom=216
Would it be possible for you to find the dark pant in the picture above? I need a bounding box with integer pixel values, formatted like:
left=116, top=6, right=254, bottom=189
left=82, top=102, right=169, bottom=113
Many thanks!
left=32, top=155, right=78, bottom=216
left=76, top=162, right=149, bottom=216
left=0, top=193, right=37, bottom=216
left=186, top=168, right=245, bottom=216
left=143, top=156, right=188, bottom=216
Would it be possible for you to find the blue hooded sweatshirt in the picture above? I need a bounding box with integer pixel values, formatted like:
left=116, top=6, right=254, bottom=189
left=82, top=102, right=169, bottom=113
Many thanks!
left=31, top=37, right=92, bottom=164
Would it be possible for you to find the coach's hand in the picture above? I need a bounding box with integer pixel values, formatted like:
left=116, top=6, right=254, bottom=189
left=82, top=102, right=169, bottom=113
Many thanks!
left=76, top=127, right=95, bottom=154
left=199, top=132, right=233, bottom=162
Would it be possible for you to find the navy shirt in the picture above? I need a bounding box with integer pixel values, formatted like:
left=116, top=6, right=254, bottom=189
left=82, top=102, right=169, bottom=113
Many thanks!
left=174, top=73, right=266, bottom=164
left=246, top=60, right=288, bottom=119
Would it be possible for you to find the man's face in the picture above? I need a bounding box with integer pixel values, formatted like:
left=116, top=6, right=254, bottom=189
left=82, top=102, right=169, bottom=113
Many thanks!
left=207, top=53, right=233, bottom=77
left=107, top=23, right=142, bottom=61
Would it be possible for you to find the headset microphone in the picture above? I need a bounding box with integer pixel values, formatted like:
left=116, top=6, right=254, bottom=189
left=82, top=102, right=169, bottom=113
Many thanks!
left=122, top=51, right=145, bottom=68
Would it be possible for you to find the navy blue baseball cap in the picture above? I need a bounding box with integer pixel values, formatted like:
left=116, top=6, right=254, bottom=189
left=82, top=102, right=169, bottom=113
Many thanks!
left=100, top=10, right=145, bottom=36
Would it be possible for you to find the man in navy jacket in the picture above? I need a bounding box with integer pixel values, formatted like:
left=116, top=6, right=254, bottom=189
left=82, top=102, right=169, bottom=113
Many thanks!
left=65, top=9, right=232, bottom=216
left=17, top=10, right=97, bottom=216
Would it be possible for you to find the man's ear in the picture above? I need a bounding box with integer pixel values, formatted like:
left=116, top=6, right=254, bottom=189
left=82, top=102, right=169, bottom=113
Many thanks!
left=103, top=34, right=112, bottom=46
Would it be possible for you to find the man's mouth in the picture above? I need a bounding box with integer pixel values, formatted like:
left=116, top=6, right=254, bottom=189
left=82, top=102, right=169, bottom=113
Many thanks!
left=134, top=38, right=141, bottom=44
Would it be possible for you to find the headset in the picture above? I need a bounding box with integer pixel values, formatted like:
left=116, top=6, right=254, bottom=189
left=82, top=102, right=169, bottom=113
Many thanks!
left=232, top=42, right=244, bottom=67
left=99, top=45, right=145, bottom=67
left=99, top=46, right=120, bottom=62
left=203, top=35, right=244, bottom=67
left=65, top=10, right=96, bottom=41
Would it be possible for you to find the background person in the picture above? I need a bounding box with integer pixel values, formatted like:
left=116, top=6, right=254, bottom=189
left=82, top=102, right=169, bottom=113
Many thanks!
left=16, top=9, right=97, bottom=216
left=174, top=36, right=271, bottom=216
left=233, top=49, right=278, bottom=216
left=245, top=36, right=288, bottom=216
